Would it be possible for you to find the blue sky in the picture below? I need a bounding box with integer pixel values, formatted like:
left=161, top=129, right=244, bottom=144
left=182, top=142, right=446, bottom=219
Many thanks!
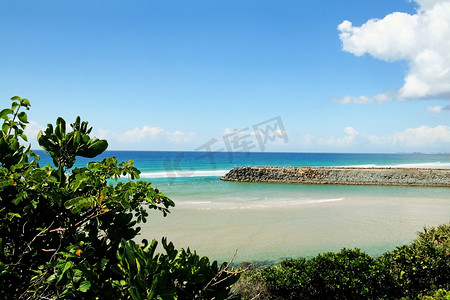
left=1, top=0, right=449, bottom=153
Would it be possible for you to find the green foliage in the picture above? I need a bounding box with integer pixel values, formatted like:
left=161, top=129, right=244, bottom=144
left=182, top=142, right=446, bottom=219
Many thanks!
left=379, top=223, right=450, bottom=298
left=235, top=223, right=450, bottom=300
left=0, top=97, right=239, bottom=299
left=304, top=248, right=388, bottom=299
left=114, top=238, right=240, bottom=299
left=420, top=289, right=450, bottom=300
left=37, top=116, right=108, bottom=184
left=416, top=224, right=450, bottom=256
left=0, top=96, right=32, bottom=169
left=231, top=269, right=271, bottom=300
left=37, top=116, right=108, bottom=170
left=253, top=249, right=386, bottom=299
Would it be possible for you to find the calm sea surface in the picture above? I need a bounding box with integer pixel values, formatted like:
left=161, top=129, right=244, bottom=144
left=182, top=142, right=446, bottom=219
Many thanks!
left=37, top=151, right=450, bottom=263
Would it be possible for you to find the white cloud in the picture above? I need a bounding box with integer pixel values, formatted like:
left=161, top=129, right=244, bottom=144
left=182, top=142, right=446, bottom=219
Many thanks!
left=306, top=125, right=450, bottom=150
left=371, top=125, right=450, bottom=147
left=19, top=120, right=195, bottom=150
left=118, top=126, right=164, bottom=143
left=97, top=126, right=194, bottom=145
left=427, top=105, right=450, bottom=112
left=166, top=130, right=195, bottom=143
left=334, top=127, right=357, bottom=147
left=332, top=93, right=392, bottom=105
left=317, top=126, right=360, bottom=147
left=96, top=128, right=110, bottom=140
left=332, top=95, right=372, bottom=105
left=344, top=126, right=358, bottom=136
left=224, top=128, right=240, bottom=135
left=338, top=0, right=450, bottom=101
left=427, top=106, right=444, bottom=113
left=413, top=0, right=445, bottom=10
left=23, top=120, right=46, bottom=149
left=24, top=120, right=45, bottom=139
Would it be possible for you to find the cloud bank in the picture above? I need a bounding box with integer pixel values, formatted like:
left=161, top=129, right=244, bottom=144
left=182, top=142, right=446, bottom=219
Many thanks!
left=337, top=0, right=450, bottom=103
left=97, top=126, right=195, bottom=146
left=311, top=125, right=450, bottom=151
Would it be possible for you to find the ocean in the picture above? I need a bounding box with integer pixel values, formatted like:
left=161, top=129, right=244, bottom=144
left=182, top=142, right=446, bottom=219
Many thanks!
left=36, top=150, right=450, bottom=263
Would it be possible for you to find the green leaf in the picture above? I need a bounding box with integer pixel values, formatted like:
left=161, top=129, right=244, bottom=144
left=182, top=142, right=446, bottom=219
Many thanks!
left=64, top=196, right=83, bottom=209
left=2, top=122, right=9, bottom=133
left=79, top=139, right=108, bottom=158
left=0, top=178, right=14, bottom=189
left=17, top=111, right=28, bottom=123
left=10, top=96, right=21, bottom=101
left=0, top=108, right=13, bottom=119
left=78, top=280, right=91, bottom=292
left=21, top=98, right=31, bottom=107
left=11, top=101, right=19, bottom=111
left=7, top=213, right=22, bottom=220
left=47, top=273, right=57, bottom=284
left=64, top=196, right=95, bottom=213
left=60, top=261, right=73, bottom=279
left=72, top=269, right=83, bottom=282
left=55, top=117, right=66, bottom=140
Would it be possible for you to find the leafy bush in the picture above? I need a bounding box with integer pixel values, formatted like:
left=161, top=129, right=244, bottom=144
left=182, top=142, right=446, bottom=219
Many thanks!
left=379, top=223, right=450, bottom=299
left=251, top=249, right=385, bottom=299
left=0, top=97, right=239, bottom=299
left=114, top=238, right=240, bottom=299
left=234, top=224, right=450, bottom=299
left=420, top=289, right=450, bottom=300
left=231, top=270, right=271, bottom=300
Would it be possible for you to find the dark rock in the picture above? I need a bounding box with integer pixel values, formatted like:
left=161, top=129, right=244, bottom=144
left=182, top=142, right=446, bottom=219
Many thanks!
left=220, top=166, right=450, bottom=187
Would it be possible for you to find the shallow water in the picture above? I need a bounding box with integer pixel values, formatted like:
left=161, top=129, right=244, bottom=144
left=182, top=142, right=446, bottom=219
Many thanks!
left=139, top=181, right=450, bottom=263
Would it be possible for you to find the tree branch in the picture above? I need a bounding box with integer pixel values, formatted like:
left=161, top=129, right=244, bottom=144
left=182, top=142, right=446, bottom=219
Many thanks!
left=203, top=249, right=251, bottom=292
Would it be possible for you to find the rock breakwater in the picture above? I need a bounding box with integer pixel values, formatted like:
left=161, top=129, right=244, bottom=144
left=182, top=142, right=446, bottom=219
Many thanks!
left=221, top=166, right=450, bottom=186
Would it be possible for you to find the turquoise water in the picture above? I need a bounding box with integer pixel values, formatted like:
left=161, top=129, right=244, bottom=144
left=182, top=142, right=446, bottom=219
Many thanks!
left=37, top=150, right=450, bottom=174
left=35, top=151, right=450, bottom=262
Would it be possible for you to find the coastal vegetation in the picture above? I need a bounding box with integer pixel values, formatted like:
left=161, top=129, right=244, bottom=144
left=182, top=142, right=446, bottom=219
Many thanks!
left=0, top=97, right=239, bottom=299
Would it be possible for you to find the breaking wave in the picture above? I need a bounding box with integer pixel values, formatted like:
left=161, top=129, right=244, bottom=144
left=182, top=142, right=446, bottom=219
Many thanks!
left=139, top=170, right=229, bottom=178
left=340, top=162, right=450, bottom=169
left=176, top=197, right=345, bottom=210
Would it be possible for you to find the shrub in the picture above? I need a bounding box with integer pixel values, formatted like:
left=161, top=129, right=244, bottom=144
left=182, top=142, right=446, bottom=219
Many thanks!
left=232, top=268, right=271, bottom=300
left=379, top=223, right=450, bottom=299
left=304, top=248, right=382, bottom=299
left=235, top=224, right=450, bottom=299
left=258, top=258, right=308, bottom=299
left=242, top=249, right=385, bottom=299
left=0, top=96, right=239, bottom=299
left=420, top=289, right=450, bottom=300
